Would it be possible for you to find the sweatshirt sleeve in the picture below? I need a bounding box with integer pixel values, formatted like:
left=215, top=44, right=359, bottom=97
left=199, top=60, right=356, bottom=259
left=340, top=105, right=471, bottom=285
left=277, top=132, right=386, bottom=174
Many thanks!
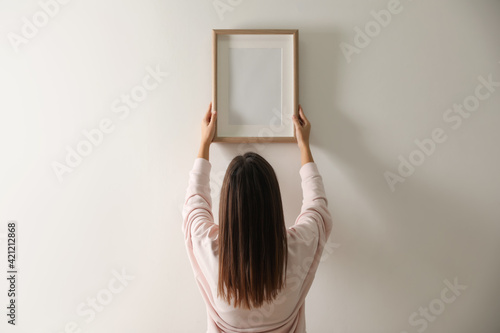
left=290, top=162, right=333, bottom=247
left=182, top=158, right=218, bottom=245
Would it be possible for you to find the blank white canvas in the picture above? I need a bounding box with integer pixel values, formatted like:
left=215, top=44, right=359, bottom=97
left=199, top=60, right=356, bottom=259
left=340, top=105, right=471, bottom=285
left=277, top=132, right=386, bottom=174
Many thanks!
left=228, top=48, right=282, bottom=126
left=216, top=33, right=294, bottom=138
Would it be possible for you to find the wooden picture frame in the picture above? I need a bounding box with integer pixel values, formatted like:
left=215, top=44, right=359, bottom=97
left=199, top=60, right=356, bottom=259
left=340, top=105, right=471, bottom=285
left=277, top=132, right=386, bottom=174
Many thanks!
left=212, top=29, right=299, bottom=143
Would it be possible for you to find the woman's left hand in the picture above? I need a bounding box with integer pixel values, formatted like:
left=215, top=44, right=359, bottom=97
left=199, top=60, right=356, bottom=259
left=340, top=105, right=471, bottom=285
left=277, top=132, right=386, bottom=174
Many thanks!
left=201, top=102, right=217, bottom=146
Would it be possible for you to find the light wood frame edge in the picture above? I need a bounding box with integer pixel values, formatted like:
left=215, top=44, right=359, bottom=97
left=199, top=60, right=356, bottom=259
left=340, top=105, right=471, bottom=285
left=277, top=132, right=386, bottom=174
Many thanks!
left=212, top=29, right=299, bottom=143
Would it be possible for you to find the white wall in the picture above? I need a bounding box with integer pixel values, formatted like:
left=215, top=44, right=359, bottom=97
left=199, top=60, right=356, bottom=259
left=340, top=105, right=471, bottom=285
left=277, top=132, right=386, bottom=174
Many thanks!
left=1, top=0, right=499, bottom=332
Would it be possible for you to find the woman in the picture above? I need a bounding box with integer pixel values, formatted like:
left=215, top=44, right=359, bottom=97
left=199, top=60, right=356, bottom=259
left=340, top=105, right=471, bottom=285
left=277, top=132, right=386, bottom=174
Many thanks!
left=182, top=103, right=333, bottom=333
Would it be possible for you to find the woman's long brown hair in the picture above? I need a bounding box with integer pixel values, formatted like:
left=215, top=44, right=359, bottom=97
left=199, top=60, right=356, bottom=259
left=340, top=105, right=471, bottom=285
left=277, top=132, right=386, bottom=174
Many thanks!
left=217, top=152, right=288, bottom=309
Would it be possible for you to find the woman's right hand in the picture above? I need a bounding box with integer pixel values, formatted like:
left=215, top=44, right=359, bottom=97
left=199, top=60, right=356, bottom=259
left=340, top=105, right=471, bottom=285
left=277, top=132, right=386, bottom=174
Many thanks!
left=292, top=105, right=311, bottom=150
left=292, top=105, right=314, bottom=165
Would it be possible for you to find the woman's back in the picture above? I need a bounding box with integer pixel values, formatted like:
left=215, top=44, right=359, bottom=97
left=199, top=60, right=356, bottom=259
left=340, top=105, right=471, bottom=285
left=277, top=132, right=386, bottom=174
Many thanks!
left=183, top=159, right=332, bottom=332
left=182, top=104, right=332, bottom=332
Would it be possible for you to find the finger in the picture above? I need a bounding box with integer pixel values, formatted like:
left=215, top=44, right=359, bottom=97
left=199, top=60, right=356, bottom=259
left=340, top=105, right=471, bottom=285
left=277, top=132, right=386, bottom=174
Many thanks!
left=299, top=105, right=306, bottom=118
left=203, top=103, right=212, bottom=123
left=294, top=107, right=304, bottom=126
left=292, top=114, right=302, bottom=128
left=299, top=105, right=309, bottom=125
left=209, top=110, right=217, bottom=125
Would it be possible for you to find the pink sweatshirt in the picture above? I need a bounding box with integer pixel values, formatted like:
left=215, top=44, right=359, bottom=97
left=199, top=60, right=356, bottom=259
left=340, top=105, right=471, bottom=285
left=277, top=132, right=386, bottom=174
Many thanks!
left=182, top=158, right=333, bottom=333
